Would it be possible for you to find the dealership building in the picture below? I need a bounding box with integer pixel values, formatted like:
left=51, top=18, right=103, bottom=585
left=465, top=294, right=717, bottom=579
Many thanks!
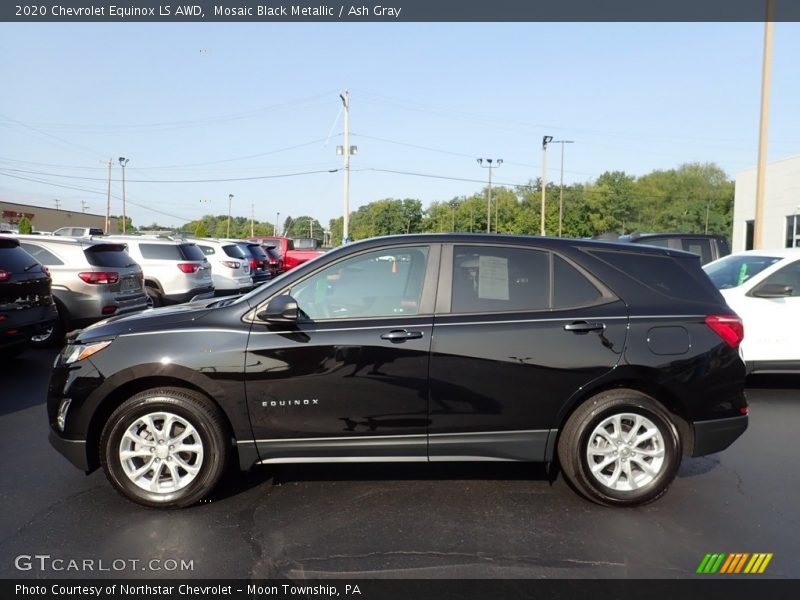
left=0, top=200, right=118, bottom=234
left=732, top=154, right=800, bottom=252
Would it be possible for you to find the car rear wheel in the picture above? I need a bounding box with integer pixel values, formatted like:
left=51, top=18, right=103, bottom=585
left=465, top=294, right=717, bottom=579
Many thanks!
left=145, top=286, right=163, bottom=307
left=100, top=388, right=229, bottom=508
left=557, top=389, right=681, bottom=507
left=30, top=305, right=66, bottom=348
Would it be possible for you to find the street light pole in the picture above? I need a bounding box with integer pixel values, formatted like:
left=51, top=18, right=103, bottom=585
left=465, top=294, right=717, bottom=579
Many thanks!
left=338, top=91, right=357, bottom=243
left=227, top=194, right=234, bottom=238
left=754, top=0, right=774, bottom=249
left=118, top=157, right=129, bottom=234
left=541, top=136, right=553, bottom=236
left=477, top=158, right=503, bottom=234
left=551, top=140, right=574, bottom=237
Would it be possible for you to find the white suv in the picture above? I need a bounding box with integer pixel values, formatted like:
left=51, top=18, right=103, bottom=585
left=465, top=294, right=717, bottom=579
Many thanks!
left=107, top=236, right=214, bottom=306
left=186, top=238, right=253, bottom=295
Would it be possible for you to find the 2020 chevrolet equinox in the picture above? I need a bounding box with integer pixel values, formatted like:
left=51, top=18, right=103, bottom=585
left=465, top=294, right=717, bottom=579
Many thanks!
left=48, top=234, right=748, bottom=508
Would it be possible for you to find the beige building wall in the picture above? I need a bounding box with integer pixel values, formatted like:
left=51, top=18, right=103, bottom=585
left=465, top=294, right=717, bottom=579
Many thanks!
left=0, top=201, right=119, bottom=233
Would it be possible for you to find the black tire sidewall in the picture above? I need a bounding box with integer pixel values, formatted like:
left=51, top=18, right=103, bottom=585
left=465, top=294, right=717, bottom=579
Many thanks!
left=102, top=393, right=225, bottom=508
left=576, top=399, right=680, bottom=506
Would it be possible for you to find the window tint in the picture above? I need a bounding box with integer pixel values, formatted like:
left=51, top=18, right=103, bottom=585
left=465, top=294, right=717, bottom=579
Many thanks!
left=638, top=238, right=671, bottom=249
left=290, top=246, right=428, bottom=320
left=592, top=249, right=715, bottom=300
left=553, top=255, right=603, bottom=308
left=681, top=239, right=712, bottom=264
left=761, top=261, right=800, bottom=297
left=223, top=244, right=247, bottom=259
left=139, top=243, right=182, bottom=260
left=84, top=244, right=136, bottom=268
left=19, top=243, right=64, bottom=266
left=197, top=245, right=215, bottom=256
left=179, top=243, right=206, bottom=261
left=703, top=254, right=781, bottom=289
left=452, top=246, right=549, bottom=313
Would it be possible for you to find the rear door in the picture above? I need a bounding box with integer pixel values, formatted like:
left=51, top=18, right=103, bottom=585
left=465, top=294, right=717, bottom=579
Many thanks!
left=428, top=243, right=628, bottom=461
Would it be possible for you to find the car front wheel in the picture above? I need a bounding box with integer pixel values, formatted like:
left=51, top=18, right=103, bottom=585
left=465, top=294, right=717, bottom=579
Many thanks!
left=100, top=388, right=229, bottom=508
left=557, top=389, right=681, bottom=507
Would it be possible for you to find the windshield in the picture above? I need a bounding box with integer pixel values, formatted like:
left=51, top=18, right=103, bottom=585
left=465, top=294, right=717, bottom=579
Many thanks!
left=703, top=254, right=781, bottom=289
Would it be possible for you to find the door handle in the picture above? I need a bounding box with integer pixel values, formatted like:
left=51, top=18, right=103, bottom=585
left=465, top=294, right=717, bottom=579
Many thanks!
left=563, top=321, right=606, bottom=333
left=381, top=329, right=424, bottom=341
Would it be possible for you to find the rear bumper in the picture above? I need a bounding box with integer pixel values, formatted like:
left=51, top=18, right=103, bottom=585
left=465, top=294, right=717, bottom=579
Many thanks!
left=49, top=430, right=90, bottom=472
left=164, top=286, right=214, bottom=305
left=692, top=415, right=748, bottom=457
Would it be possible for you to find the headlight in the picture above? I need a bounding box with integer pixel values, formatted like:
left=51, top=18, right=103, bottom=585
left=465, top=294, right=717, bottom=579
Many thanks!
left=64, top=340, right=112, bottom=365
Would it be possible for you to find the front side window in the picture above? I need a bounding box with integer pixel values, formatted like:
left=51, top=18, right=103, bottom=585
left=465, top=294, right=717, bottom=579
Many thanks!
left=760, top=260, right=800, bottom=297
left=290, top=246, right=429, bottom=320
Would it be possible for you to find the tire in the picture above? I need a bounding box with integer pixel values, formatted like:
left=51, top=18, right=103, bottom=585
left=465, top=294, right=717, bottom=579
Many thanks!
left=145, top=286, right=163, bottom=308
left=30, top=305, right=66, bottom=348
left=100, top=387, right=229, bottom=508
left=557, top=389, right=682, bottom=507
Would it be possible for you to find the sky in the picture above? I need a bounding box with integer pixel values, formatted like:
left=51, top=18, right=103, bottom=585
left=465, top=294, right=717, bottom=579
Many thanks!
left=1, top=22, right=799, bottom=229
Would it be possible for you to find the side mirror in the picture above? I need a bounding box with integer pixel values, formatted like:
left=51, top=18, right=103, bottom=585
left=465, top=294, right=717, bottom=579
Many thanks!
left=751, top=283, right=793, bottom=298
left=257, top=295, right=300, bottom=323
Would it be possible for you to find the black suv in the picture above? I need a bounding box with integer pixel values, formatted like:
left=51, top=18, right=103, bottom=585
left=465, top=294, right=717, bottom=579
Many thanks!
left=0, top=236, right=57, bottom=358
left=48, top=234, right=748, bottom=508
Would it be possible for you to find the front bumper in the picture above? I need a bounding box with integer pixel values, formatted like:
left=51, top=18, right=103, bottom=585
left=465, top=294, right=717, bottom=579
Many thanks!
left=692, top=415, right=748, bottom=457
left=49, top=430, right=89, bottom=471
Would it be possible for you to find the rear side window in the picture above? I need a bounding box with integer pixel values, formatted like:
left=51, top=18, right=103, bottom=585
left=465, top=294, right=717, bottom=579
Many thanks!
left=84, top=244, right=136, bottom=268
left=179, top=244, right=206, bottom=261
left=680, top=239, right=713, bottom=264
left=760, top=260, right=800, bottom=297
left=139, top=243, right=182, bottom=260
left=223, top=244, right=247, bottom=259
left=197, top=245, right=215, bottom=256
left=553, top=255, right=604, bottom=308
left=18, top=243, right=64, bottom=266
left=452, top=246, right=550, bottom=313
left=591, top=249, right=718, bottom=301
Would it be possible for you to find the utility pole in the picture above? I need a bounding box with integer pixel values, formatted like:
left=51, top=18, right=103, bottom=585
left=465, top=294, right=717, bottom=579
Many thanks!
left=338, top=91, right=357, bottom=243
left=251, top=203, right=255, bottom=238
left=118, top=157, right=129, bottom=233
left=541, top=136, right=553, bottom=236
left=53, top=198, right=61, bottom=211
left=477, top=158, right=502, bottom=233
left=105, top=159, right=112, bottom=233
left=551, top=140, right=574, bottom=237
left=227, top=193, right=234, bottom=238
left=754, top=0, right=774, bottom=249
left=275, top=212, right=280, bottom=236
left=309, top=218, right=314, bottom=239
left=80, top=200, right=89, bottom=213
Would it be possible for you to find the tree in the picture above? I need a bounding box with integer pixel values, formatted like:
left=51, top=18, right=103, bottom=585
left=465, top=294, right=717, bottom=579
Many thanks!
left=114, top=215, right=133, bottom=233
left=18, top=216, right=32, bottom=234
left=194, top=221, right=208, bottom=238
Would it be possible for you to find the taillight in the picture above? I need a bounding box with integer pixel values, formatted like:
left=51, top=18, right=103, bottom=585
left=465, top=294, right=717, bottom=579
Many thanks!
left=221, top=261, right=241, bottom=269
left=705, top=314, right=744, bottom=348
left=177, top=263, right=200, bottom=274
left=78, top=271, right=119, bottom=284
left=249, top=259, right=258, bottom=270
left=0, top=270, right=9, bottom=282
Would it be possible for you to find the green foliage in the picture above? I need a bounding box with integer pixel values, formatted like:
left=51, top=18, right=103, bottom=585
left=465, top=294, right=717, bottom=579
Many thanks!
left=194, top=221, right=208, bottom=238
left=18, top=216, right=32, bottom=234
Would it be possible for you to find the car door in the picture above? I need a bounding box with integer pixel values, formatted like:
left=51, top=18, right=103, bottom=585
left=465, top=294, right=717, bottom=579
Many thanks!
left=738, top=259, right=800, bottom=364
left=427, top=243, right=628, bottom=462
left=244, top=244, right=439, bottom=463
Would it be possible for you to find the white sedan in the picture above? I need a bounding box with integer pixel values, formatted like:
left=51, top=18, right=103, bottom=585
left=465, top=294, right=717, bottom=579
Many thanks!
left=703, top=249, right=800, bottom=373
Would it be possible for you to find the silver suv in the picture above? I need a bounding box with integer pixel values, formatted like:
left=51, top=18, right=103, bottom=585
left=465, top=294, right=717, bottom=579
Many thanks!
left=16, top=235, right=149, bottom=346
left=53, top=227, right=105, bottom=237
left=185, top=238, right=252, bottom=295
left=108, top=236, right=213, bottom=306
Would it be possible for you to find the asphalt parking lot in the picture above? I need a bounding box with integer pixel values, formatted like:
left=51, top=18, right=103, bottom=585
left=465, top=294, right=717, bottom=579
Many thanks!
left=1, top=348, right=799, bottom=580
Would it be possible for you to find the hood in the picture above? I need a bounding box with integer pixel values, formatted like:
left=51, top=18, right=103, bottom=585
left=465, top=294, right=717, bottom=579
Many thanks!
left=75, top=298, right=220, bottom=342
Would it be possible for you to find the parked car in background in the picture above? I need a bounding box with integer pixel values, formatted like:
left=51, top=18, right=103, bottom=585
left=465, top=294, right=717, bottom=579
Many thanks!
left=16, top=235, right=148, bottom=347
left=292, top=237, right=321, bottom=250
left=186, top=238, right=253, bottom=296
left=0, top=236, right=57, bottom=358
left=107, top=236, right=213, bottom=307
left=248, top=236, right=324, bottom=271
left=53, top=227, right=105, bottom=237
left=616, top=233, right=730, bottom=265
left=704, top=249, right=800, bottom=373
left=264, top=246, right=283, bottom=277
left=224, top=240, right=271, bottom=287
left=48, top=234, right=747, bottom=508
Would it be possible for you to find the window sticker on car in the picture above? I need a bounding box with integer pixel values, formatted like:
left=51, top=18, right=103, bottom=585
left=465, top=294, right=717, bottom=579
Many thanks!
left=738, top=263, right=749, bottom=286
left=478, top=255, right=509, bottom=300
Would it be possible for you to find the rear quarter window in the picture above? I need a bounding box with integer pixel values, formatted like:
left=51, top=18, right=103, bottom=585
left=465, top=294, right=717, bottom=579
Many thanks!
left=139, top=244, right=182, bottom=260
